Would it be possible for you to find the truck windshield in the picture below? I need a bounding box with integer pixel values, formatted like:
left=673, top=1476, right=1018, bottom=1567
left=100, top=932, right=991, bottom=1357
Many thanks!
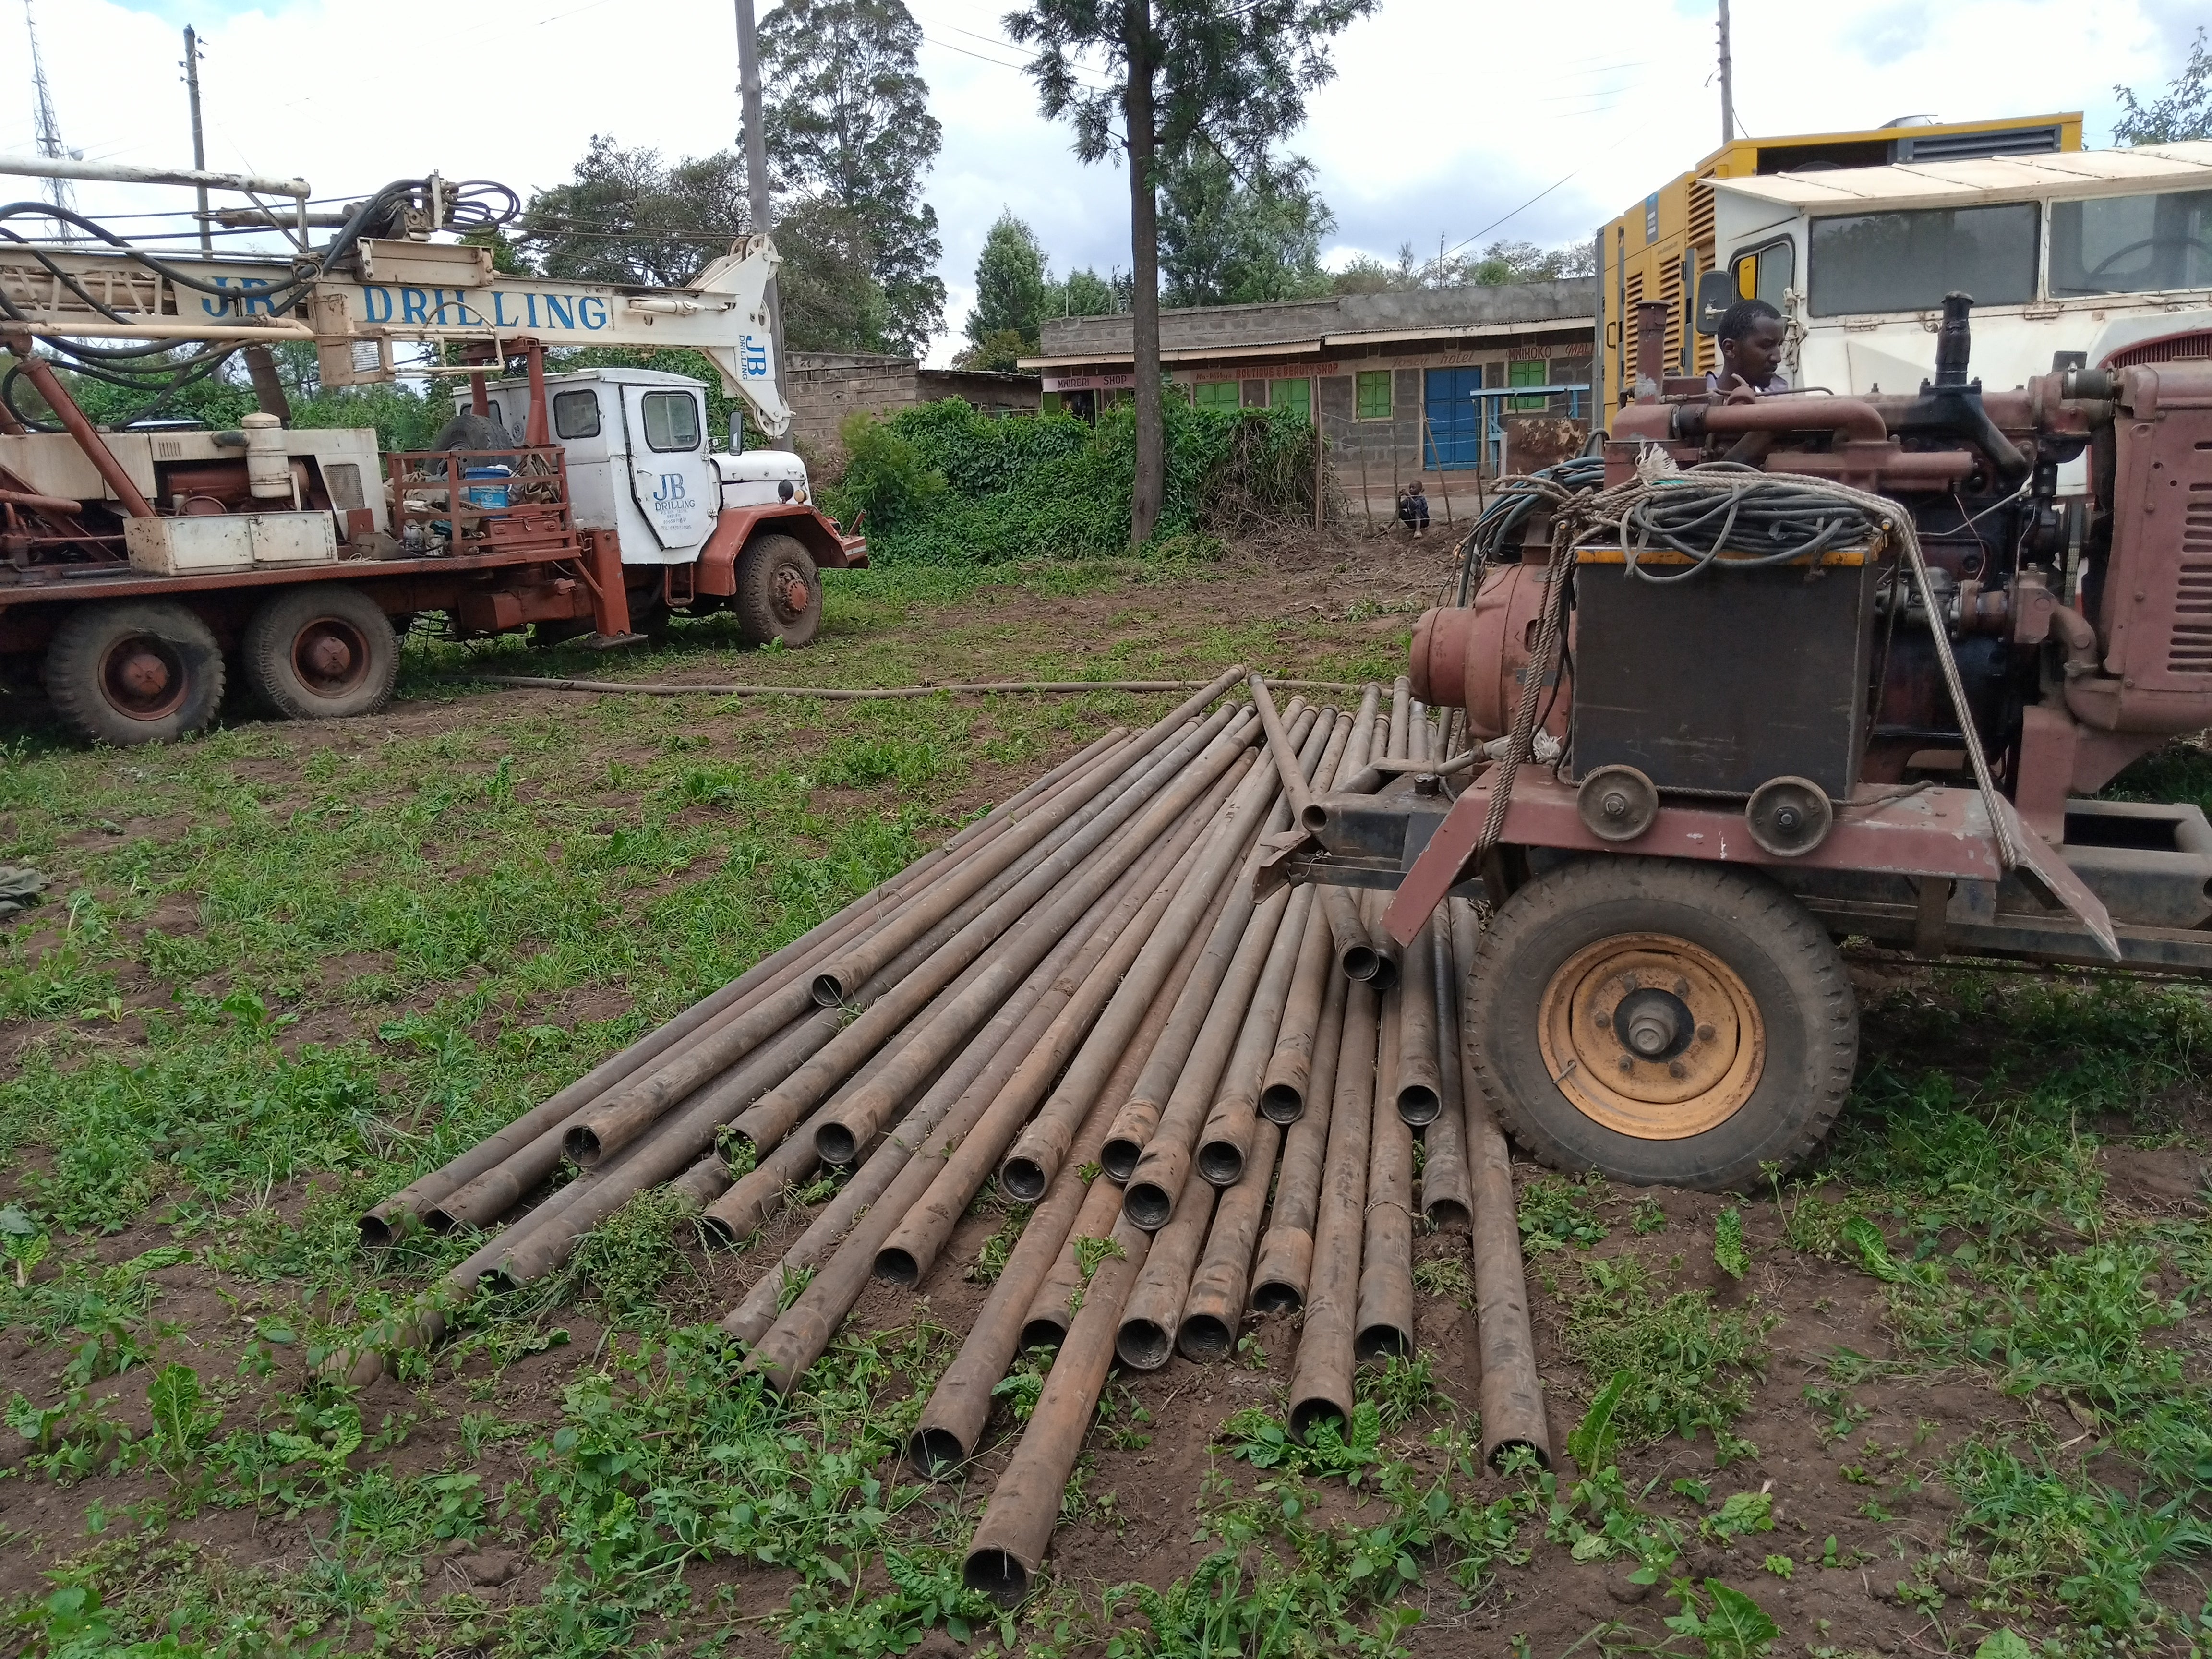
left=2049, top=189, right=2212, bottom=296
left=1807, top=202, right=2038, bottom=315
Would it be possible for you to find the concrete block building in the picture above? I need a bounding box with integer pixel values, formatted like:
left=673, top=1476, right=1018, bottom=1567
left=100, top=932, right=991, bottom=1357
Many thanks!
left=784, top=352, right=1040, bottom=468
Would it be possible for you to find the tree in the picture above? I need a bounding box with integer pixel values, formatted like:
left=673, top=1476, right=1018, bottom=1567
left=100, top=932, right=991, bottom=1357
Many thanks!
left=1329, top=236, right=1592, bottom=294
left=759, top=0, right=947, bottom=353
left=965, top=211, right=1054, bottom=351
left=1007, top=0, right=1379, bottom=545
left=1157, top=146, right=1334, bottom=307
left=1061, top=267, right=1125, bottom=315
left=2115, top=28, right=2212, bottom=144
left=519, top=137, right=890, bottom=352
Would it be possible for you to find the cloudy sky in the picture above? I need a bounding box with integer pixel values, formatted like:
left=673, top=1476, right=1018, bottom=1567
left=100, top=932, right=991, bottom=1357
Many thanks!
left=10, top=0, right=2204, bottom=363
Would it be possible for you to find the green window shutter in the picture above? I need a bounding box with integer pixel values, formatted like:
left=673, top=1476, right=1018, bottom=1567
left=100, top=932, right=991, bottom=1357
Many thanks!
left=1195, top=380, right=1240, bottom=412
left=1509, top=359, right=1546, bottom=411
left=1270, top=377, right=1311, bottom=419
left=1355, top=371, right=1392, bottom=420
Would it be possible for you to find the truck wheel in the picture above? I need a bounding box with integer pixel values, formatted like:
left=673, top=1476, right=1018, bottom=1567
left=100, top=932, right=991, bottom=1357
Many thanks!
left=45, top=601, right=226, bottom=746
left=242, top=584, right=399, bottom=721
left=735, top=533, right=822, bottom=649
left=1466, top=856, right=1857, bottom=1191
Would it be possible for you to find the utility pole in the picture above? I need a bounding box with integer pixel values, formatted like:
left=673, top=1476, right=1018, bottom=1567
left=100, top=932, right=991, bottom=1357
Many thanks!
left=182, top=25, right=211, bottom=255
left=23, top=0, right=74, bottom=239
left=733, top=0, right=791, bottom=450
left=1717, top=0, right=1735, bottom=148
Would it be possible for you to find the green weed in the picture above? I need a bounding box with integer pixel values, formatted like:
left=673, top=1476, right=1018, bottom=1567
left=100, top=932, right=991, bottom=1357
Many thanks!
left=1560, top=1254, right=1775, bottom=1447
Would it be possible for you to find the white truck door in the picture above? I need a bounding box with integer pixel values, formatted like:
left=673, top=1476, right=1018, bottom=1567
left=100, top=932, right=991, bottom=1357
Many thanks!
left=617, top=384, right=714, bottom=555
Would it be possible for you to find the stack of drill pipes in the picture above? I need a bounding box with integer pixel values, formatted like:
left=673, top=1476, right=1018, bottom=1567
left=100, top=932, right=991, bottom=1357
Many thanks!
left=356, top=726, right=1132, bottom=1247
left=532, top=668, right=1244, bottom=1186
left=1195, top=881, right=1316, bottom=1187
left=1094, top=713, right=1312, bottom=1185
left=747, top=716, right=1271, bottom=1394
left=720, top=704, right=1242, bottom=1159
left=907, top=843, right=1245, bottom=1479
left=866, top=725, right=1274, bottom=1286
left=424, top=722, right=1157, bottom=1231
left=1247, top=966, right=1349, bottom=1313
left=1394, top=711, right=1446, bottom=1128
left=1451, top=897, right=1554, bottom=1468
left=962, top=1202, right=1153, bottom=1608
left=1417, top=917, right=1474, bottom=1230
left=1286, top=978, right=1380, bottom=1442
left=1116, top=1162, right=1217, bottom=1368
left=996, top=703, right=1319, bottom=1203
left=1253, top=673, right=1385, bottom=992
left=712, top=783, right=1224, bottom=1349
left=1176, top=1109, right=1284, bottom=1361
left=1354, top=986, right=1417, bottom=1362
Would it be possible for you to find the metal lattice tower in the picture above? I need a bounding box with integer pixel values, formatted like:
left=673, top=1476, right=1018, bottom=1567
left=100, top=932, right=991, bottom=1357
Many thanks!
left=23, top=0, right=76, bottom=235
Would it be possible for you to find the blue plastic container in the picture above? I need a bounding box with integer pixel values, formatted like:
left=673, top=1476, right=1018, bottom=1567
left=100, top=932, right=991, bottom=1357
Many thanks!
left=462, top=466, right=511, bottom=511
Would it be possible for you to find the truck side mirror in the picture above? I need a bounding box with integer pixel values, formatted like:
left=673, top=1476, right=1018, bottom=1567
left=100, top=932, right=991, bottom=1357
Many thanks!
left=1695, top=271, right=1735, bottom=337
left=729, top=411, right=745, bottom=454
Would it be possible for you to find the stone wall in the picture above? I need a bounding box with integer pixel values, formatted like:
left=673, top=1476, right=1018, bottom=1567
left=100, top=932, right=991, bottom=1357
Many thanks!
left=783, top=353, right=1040, bottom=468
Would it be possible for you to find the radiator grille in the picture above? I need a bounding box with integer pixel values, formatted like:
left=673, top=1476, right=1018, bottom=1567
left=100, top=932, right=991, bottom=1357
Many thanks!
left=2172, top=481, right=2212, bottom=673
left=1689, top=182, right=1717, bottom=376
left=2106, top=332, right=2212, bottom=370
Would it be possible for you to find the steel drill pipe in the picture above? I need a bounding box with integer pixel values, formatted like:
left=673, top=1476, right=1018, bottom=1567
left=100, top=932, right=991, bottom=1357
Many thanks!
left=812, top=725, right=1250, bottom=1169
left=1120, top=884, right=1293, bottom=1230
left=1249, top=671, right=1379, bottom=988
left=1196, top=883, right=1314, bottom=1186
left=1258, top=688, right=1350, bottom=1126
left=1316, top=685, right=1393, bottom=983
left=712, top=853, right=1133, bottom=1344
left=1286, top=982, right=1379, bottom=1444
left=1356, top=991, right=1417, bottom=1363
left=732, top=708, right=1240, bottom=1157
left=1116, top=1163, right=1217, bottom=1369
left=1394, top=913, right=1443, bottom=1126
left=1017, top=1171, right=1125, bottom=1353
left=357, top=732, right=1130, bottom=1245
left=1453, top=899, right=1553, bottom=1468
left=1418, top=921, right=1473, bottom=1230
left=1178, top=1114, right=1282, bottom=1362
left=868, top=762, right=1247, bottom=1290
left=1246, top=671, right=1317, bottom=822
left=1250, top=965, right=1349, bottom=1314
left=999, top=707, right=1308, bottom=1201
left=962, top=1213, right=1152, bottom=1608
left=807, top=668, right=1248, bottom=1007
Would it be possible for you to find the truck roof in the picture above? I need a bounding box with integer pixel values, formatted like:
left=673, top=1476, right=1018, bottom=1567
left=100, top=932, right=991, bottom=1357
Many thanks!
left=466, top=366, right=706, bottom=393
left=1713, top=139, right=2212, bottom=216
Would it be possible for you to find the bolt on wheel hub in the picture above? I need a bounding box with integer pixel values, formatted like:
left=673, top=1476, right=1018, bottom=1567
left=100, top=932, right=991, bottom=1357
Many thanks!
left=1536, top=932, right=1765, bottom=1139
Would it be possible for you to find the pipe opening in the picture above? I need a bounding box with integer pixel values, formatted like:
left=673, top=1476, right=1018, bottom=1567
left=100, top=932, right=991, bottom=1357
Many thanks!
left=1424, top=1200, right=1472, bottom=1231
left=1341, top=943, right=1380, bottom=981
left=1196, top=1142, right=1244, bottom=1186
left=1099, top=1140, right=1142, bottom=1183
left=908, top=1426, right=967, bottom=1478
left=874, top=1247, right=922, bottom=1287
left=999, top=1157, right=1048, bottom=1202
left=1299, top=802, right=1330, bottom=833
left=1289, top=1395, right=1348, bottom=1445
left=357, top=1214, right=397, bottom=1250
left=423, top=1205, right=459, bottom=1233
left=700, top=1213, right=741, bottom=1246
left=1355, top=1324, right=1411, bottom=1364
left=1018, top=1317, right=1068, bottom=1351
left=808, top=971, right=846, bottom=1008
left=1258, top=1083, right=1304, bottom=1123
left=1369, top=955, right=1401, bottom=994
left=1488, top=1434, right=1551, bottom=1472
left=1116, top=1320, right=1172, bottom=1370
left=1122, top=1181, right=1173, bottom=1230
left=1177, top=1316, right=1233, bottom=1364
left=964, top=1548, right=1030, bottom=1609
left=1250, top=1280, right=1303, bottom=1315
left=1396, top=1085, right=1441, bottom=1126
left=562, top=1126, right=603, bottom=1166
left=814, top=1124, right=859, bottom=1165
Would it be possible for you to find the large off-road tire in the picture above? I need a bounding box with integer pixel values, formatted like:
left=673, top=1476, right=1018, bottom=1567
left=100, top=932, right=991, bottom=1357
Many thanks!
left=44, top=601, right=226, bottom=746
left=734, top=533, right=822, bottom=649
left=1467, top=856, right=1857, bottom=1190
left=242, top=584, right=399, bottom=721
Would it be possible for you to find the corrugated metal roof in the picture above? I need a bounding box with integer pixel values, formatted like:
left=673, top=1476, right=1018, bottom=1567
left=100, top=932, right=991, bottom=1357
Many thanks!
left=1712, top=141, right=2212, bottom=213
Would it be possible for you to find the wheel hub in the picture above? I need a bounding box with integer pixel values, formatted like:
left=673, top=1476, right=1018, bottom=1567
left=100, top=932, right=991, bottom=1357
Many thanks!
left=99, top=636, right=187, bottom=720
left=294, top=619, right=370, bottom=696
left=777, top=568, right=811, bottom=619
left=1536, top=932, right=1765, bottom=1140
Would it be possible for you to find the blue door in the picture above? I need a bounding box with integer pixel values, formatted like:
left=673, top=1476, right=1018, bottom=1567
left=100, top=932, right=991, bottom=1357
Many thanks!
left=1425, top=367, right=1486, bottom=469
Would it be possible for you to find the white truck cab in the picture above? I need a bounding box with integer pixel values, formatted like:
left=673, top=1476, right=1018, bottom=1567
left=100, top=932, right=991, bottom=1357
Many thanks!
left=457, top=366, right=815, bottom=566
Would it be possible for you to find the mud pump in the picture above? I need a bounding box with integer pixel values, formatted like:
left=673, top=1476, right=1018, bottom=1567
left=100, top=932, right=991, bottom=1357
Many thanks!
left=1273, top=292, right=2212, bottom=1190
left=0, top=169, right=861, bottom=745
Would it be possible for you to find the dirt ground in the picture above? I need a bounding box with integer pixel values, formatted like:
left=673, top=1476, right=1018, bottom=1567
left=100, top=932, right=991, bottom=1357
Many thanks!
left=0, top=526, right=2203, bottom=1658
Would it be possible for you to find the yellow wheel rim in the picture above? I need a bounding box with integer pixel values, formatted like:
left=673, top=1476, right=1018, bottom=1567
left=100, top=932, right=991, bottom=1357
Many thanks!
left=1535, top=932, right=1766, bottom=1140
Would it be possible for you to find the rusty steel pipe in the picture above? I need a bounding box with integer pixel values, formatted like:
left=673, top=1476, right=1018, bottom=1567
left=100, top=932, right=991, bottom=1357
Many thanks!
left=1196, top=883, right=1313, bottom=1186
left=1356, top=989, right=1417, bottom=1363
left=1259, top=861, right=1344, bottom=1124
left=731, top=708, right=1241, bottom=1158
left=812, top=726, right=1250, bottom=1169
left=1419, top=921, right=1473, bottom=1230
left=0, top=486, right=83, bottom=516
left=1017, top=1170, right=1125, bottom=1353
left=1680, top=395, right=1888, bottom=446
left=1246, top=671, right=1317, bottom=823
left=808, top=669, right=1247, bottom=1006
left=1178, top=1114, right=1281, bottom=1362
left=1250, top=964, right=1348, bottom=1313
left=1394, top=718, right=1444, bottom=1125
left=962, top=1210, right=1152, bottom=1608
left=1286, top=981, right=1379, bottom=1443
left=1453, top=899, right=1553, bottom=1468
left=1002, top=707, right=1306, bottom=1200
left=1115, top=1163, right=1216, bottom=1370
left=9, top=349, right=156, bottom=518
left=1120, top=884, right=1293, bottom=1229
left=1316, top=685, right=1393, bottom=982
